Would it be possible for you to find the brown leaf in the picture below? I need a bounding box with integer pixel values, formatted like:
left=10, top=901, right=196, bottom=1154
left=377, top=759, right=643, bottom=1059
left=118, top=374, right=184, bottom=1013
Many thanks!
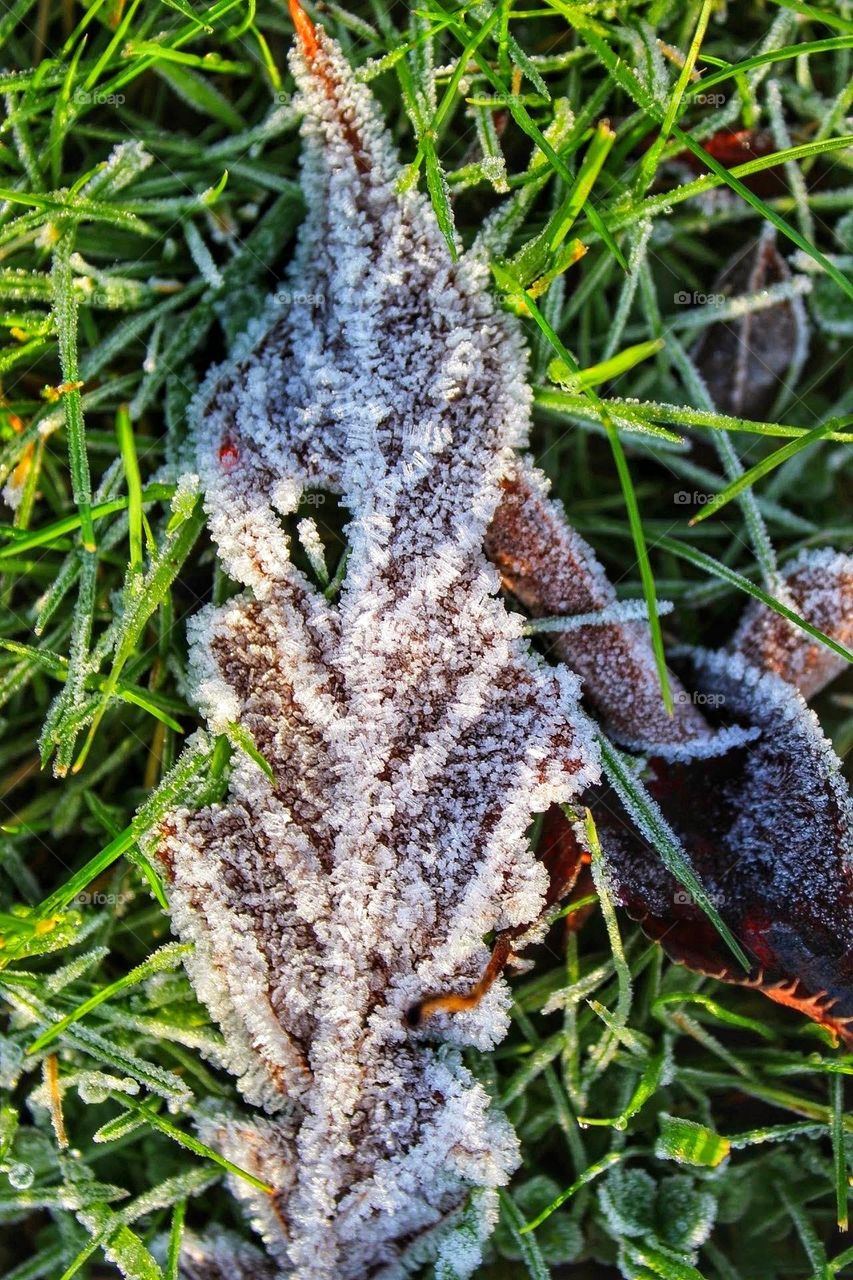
left=729, top=548, right=853, bottom=699
left=488, top=476, right=853, bottom=1042
left=486, top=465, right=712, bottom=752
left=691, top=227, right=808, bottom=419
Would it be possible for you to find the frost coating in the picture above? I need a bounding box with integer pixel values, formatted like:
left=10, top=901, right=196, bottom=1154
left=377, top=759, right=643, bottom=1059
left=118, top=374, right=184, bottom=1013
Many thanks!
left=485, top=464, right=853, bottom=1041
left=600, top=645, right=853, bottom=1042
left=171, top=1228, right=276, bottom=1280
left=485, top=464, right=732, bottom=756
left=729, top=547, right=853, bottom=699
left=160, top=16, right=598, bottom=1278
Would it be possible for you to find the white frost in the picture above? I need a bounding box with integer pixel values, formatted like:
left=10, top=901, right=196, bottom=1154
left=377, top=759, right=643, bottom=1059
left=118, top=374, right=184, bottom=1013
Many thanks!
left=160, top=17, right=599, bottom=1279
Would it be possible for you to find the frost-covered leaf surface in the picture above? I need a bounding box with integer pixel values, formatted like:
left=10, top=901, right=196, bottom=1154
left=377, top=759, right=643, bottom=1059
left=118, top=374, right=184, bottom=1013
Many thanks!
left=535, top=546, right=853, bottom=1044
left=157, top=14, right=597, bottom=1276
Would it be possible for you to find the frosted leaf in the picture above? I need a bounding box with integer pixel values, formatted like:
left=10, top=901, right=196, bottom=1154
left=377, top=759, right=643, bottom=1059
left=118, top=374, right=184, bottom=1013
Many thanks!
left=177, top=1229, right=278, bottom=1280
left=485, top=442, right=853, bottom=1042
left=656, top=1175, right=716, bottom=1253
left=587, top=647, right=853, bottom=1044
left=728, top=547, right=853, bottom=699
left=597, top=1167, right=657, bottom=1239
left=484, top=464, right=730, bottom=757
left=156, top=7, right=598, bottom=1276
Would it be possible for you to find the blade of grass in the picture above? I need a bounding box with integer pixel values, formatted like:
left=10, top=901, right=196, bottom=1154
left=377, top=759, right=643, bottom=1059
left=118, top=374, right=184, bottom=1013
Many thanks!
left=497, top=1189, right=550, bottom=1280
left=689, top=418, right=841, bottom=525
left=656, top=535, right=853, bottom=666
left=767, top=0, right=853, bottom=34
left=598, top=734, right=750, bottom=970
left=575, top=24, right=853, bottom=303
left=691, top=36, right=853, bottom=93
left=831, top=1071, right=848, bottom=1232
left=0, top=485, right=174, bottom=559
left=115, top=404, right=144, bottom=573
left=28, top=942, right=191, bottom=1053
left=493, top=260, right=673, bottom=714
left=51, top=231, right=95, bottom=552
left=636, top=0, right=714, bottom=194
left=121, top=1100, right=274, bottom=1194
left=521, top=1152, right=623, bottom=1233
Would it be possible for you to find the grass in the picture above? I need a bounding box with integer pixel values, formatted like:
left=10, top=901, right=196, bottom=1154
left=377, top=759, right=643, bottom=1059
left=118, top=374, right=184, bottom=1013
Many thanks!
left=0, top=1, right=851, bottom=1277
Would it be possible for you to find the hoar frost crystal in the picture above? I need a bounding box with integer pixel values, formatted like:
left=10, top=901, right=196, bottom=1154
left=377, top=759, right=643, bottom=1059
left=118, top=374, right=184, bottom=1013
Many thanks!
left=157, top=5, right=853, bottom=1276
left=159, top=7, right=598, bottom=1276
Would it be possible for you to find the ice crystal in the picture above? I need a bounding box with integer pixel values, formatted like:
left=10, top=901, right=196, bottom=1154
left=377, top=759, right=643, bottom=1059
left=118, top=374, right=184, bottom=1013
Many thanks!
left=551, top=542, right=853, bottom=1043
left=174, top=1229, right=277, bottom=1280
left=159, top=9, right=597, bottom=1276
left=597, top=644, right=853, bottom=1043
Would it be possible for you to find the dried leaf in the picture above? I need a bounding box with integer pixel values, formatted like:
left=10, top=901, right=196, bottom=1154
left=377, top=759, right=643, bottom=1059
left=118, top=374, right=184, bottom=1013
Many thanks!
left=156, top=6, right=598, bottom=1274
left=528, top=546, right=853, bottom=1043
left=485, top=466, right=716, bottom=755
left=594, top=644, right=853, bottom=1043
left=729, top=547, right=853, bottom=699
left=691, top=226, right=808, bottom=419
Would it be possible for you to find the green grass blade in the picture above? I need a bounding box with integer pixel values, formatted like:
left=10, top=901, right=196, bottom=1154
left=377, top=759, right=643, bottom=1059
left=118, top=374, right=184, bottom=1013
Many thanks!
left=692, top=35, right=853, bottom=92
left=598, top=734, right=750, bottom=971
left=689, top=419, right=842, bottom=525
left=28, top=943, right=191, bottom=1053
left=636, top=0, right=714, bottom=193
left=656, top=536, right=853, bottom=667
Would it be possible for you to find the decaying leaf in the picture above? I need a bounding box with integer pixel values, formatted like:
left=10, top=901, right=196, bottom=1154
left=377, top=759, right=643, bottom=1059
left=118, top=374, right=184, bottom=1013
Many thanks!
left=594, top=637, right=853, bottom=1044
left=729, top=548, right=853, bottom=699
left=158, top=6, right=598, bottom=1275
left=149, top=5, right=851, bottom=1273
left=511, top=514, right=853, bottom=1043
left=691, top=225, right=809, bottom=419
left=485, top=465, right=711, bottom=754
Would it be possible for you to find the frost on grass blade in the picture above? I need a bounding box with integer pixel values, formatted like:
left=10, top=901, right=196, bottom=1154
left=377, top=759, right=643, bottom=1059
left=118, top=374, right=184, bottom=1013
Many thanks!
left=156, top=8, right=598, bottom=1277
